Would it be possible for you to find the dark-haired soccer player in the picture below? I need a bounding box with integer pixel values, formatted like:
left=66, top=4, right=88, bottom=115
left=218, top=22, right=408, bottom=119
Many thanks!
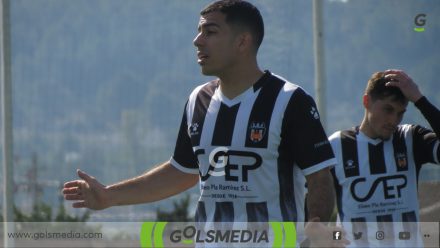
left=330, top=69, right=440, bottom=247
left=63, top=0, right=341, bottom=246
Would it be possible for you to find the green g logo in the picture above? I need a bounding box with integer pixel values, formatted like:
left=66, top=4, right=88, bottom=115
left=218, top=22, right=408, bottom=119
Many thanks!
left=139, top=222, right=167, bottom=248
left=414, top=13, right=426, bottom=32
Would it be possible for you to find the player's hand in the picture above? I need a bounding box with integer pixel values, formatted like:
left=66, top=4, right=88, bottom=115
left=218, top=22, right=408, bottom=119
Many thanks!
left=384, top=69, right=423, bottom=103
left=304, top=217, right=350, bottom=248
left=62, top=169, right=109, bottom=210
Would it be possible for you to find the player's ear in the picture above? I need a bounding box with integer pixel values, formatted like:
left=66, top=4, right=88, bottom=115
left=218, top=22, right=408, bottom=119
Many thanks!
left=237, top=32, right=253, bottom=52
left=362, top=94, right=370, bottom=109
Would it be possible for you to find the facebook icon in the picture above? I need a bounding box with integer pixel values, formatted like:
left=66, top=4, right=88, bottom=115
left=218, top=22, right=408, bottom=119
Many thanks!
left=333, top=231, right=342, bottom=240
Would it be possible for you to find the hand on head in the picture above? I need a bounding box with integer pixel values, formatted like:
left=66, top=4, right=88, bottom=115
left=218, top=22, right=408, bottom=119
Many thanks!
left=384, top=69, right=423, bottom=103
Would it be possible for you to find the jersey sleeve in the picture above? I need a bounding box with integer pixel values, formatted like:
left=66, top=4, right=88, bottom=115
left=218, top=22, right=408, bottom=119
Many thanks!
left=413, top=96, right=440, bottom=165
left=413, top=125, right=440, bottom=165
left=283, top=88, right=336, bottom=175
left=170, top=101, right=199, bottom=174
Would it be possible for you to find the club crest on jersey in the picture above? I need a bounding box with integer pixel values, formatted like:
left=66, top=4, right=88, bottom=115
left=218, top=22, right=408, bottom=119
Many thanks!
left=396, top=153, right=407, bottom=168
left=249, top=122, right=266, bottom=143
left=189, top=123, right=199, bottom=136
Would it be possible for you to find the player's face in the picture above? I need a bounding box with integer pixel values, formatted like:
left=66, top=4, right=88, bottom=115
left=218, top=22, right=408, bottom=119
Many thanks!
left=193, top=11, right=241, bottom=76
left=363, top=95, right=408, bottom=140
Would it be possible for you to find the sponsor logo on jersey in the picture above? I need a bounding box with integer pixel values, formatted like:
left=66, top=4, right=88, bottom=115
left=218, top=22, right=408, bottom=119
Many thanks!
left=345, top=159, right=356, bottom=169
left=314, top=140, right=330, bottom=148
left=249, top=122, right=266, bottom=143
left=195, top=147, right=262, bottom=182
left=396, top=153, right=407, bottom=168
left=350, top=174, right=407, bottom=202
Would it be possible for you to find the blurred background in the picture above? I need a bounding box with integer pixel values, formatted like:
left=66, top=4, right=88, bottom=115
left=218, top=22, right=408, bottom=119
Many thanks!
left=1, top=0, right=439, bottom=222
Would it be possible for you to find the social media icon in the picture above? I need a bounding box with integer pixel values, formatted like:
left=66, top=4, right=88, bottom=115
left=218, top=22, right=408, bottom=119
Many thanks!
left=333, top=231, right=342, bottom=240
left=376, top=231, right=385, bottom=240
left=399, top=231, right=411, bottom=240
left=353, top=232, right=362, bottom=240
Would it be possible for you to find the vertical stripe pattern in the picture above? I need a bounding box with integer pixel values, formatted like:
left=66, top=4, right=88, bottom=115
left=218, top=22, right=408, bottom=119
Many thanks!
left=341, top=130, right=360, bottom=178
left=246, top=202, right=269, bottom=222
left=377, top=214, right=394, bottom=242
left=172, top=71, right=336, bottom=224
left=214, top=202, right=234, bottom=222
left=351, top=217, right=369, bottom=246
left=369, top=142, right=387, bottom=174
left=245, top=77, right=284, bottom=148
left=195, top=201, right=207, bottom=223
left=191, top=82, right=217, bottom=146
left=402, top=211, right=418, bottom=236
left=211, top=103, right=240, bottom=146
left=393, top=130, right=409, bottom=172
left=330, top=125, right=425, bottom=247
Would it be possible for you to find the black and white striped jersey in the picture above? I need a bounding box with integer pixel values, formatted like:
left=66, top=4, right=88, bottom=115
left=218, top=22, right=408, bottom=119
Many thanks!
left=171, top=70, right=336, bottom=223
left=330, top=124, right=440, bottom=247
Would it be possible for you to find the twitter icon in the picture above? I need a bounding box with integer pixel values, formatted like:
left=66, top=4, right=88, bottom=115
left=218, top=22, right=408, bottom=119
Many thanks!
left=353, top=232, right=363, bottom=240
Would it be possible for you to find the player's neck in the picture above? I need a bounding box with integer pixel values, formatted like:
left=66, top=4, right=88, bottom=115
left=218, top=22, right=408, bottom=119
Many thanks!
left=218, top=64, right=264, bottom=100
left=359, top=118, right=374, bottom=138
left=359, top=127, right=374, bottom=141
left=359, top=117, right=382, bottom=140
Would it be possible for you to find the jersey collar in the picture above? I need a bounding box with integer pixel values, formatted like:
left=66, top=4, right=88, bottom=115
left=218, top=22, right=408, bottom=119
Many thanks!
left=355, top=126, right=385, bottom=145
left=216, top=70, right=270, bottom=107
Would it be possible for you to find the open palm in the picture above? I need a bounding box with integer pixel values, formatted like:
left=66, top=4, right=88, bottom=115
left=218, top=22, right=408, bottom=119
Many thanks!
left=62, top=170, right=109, bottom=210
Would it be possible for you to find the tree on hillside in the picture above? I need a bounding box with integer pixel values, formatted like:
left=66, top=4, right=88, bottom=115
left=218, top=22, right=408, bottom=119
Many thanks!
left=155, top=194, right=192, bottom=222
left=0, top=202, right=89, bottom=222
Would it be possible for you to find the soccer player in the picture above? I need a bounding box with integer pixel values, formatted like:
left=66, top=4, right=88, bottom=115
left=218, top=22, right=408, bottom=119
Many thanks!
left=63, top=0, right=340, bottom=246
left=329, top=69, right=440, bottom=247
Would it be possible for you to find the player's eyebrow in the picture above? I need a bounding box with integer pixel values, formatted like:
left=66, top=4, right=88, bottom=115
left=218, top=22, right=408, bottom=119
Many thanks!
left=384, top=103, right=407, bottom=114
left=198, top=22, right=221, bottom=32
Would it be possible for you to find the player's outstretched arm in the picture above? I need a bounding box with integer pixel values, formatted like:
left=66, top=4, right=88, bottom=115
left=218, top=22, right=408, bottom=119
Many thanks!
left=62, top=161, right=199, bottom=210
left=62, top=169, right=109, bottom=210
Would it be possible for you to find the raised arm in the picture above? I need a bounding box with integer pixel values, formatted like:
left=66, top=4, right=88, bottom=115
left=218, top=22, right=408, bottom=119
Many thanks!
left=62, top=161, right=199, bottom=210
left=385, top=69, right=440, bottom=136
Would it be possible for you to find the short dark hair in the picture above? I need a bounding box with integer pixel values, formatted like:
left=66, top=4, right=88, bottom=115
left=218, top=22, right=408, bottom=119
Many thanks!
left=201, top=0, right=264, bottom=51
left=365, top=72, right=407, bottom=104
